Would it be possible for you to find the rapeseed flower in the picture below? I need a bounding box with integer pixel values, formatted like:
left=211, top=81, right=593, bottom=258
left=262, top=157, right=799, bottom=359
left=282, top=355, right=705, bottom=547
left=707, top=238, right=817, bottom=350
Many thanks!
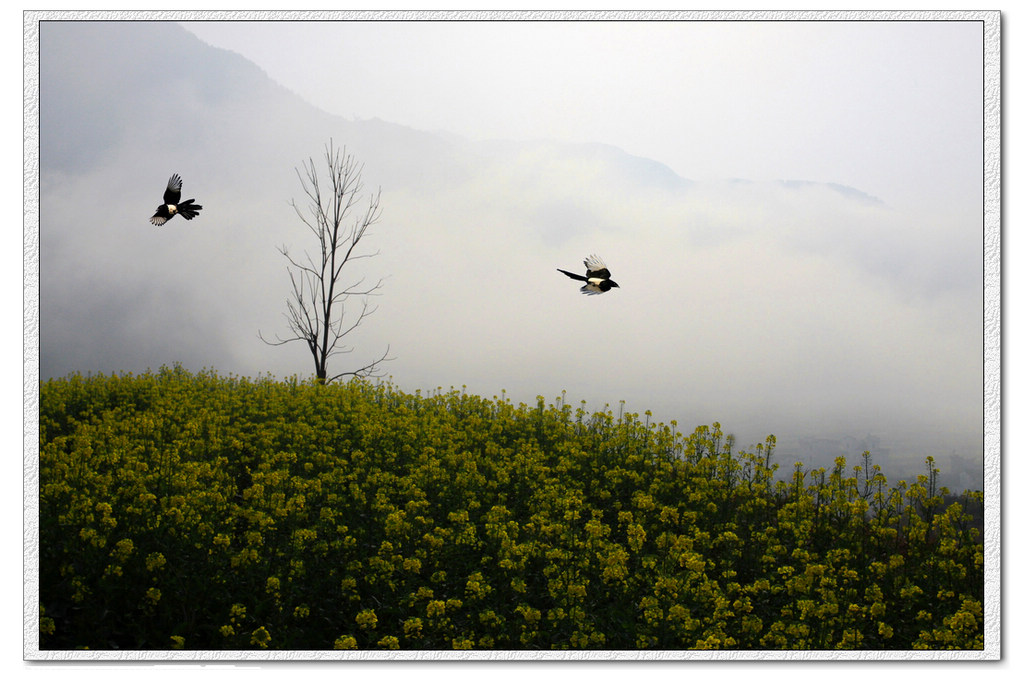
left=38, top=369, right=984, bottom=651
left=355, top=609, right=378, bottom=630
left=333, top=635, right=357, bottom=649
left=250, top=626, right=272, bottom=648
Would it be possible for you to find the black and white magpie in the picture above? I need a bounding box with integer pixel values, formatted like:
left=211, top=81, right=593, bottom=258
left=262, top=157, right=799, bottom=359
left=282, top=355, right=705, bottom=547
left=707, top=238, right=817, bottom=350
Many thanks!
left=558, top=254, right=620, bottom=295
left=150, top=174, right=202, bottom=225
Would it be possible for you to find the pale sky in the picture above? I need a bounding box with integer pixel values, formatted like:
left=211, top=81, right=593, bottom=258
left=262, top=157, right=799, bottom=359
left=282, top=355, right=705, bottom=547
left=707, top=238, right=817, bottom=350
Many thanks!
left=182, top=19, right=983, bottom=213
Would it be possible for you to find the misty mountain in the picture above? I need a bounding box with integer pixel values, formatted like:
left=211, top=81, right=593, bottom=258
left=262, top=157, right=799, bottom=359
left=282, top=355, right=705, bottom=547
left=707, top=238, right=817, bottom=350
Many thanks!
left=38, top=19, right=705, bottom=381
left=35, top=20, right=983, bottom=490
left=40, top=21, right=691, bottom=202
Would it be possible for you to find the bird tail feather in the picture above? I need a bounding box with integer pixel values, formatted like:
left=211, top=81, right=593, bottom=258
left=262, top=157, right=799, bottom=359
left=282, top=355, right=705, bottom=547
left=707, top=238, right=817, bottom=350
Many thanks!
left=177, top=200, right=203, bottom=220
left=557, top=268, right=588, bottom=282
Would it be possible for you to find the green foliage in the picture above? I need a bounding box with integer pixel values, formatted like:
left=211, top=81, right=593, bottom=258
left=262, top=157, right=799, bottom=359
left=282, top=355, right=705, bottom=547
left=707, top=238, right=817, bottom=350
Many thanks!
left=38, top=366, right=983, bottom=650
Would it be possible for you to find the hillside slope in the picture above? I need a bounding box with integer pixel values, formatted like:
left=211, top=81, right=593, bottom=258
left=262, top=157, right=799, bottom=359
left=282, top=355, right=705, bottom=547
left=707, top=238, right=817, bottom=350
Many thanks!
left=38, top=367, right=984, bottom=651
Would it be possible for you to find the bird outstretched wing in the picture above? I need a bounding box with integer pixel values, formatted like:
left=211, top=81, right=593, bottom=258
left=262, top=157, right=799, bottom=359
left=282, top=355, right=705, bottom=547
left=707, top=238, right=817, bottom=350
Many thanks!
left=559, top=254, right=619, bottom=295
left=583, top=254, right=612, bottom=280
left=163, top=174, right=183, bottom=205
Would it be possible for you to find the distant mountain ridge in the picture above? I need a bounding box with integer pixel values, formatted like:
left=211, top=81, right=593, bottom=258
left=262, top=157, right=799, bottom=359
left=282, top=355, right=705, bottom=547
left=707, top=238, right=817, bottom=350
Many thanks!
left=40, top=21, right=303, bottom=175
left=40, top=20, right=872, bottom=200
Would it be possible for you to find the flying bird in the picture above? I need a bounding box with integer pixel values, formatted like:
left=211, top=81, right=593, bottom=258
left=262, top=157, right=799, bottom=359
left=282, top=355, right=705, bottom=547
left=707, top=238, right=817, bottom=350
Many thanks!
left=557, top=254, right=620, bottom=295
left=150, top=174, right=202, bottom=225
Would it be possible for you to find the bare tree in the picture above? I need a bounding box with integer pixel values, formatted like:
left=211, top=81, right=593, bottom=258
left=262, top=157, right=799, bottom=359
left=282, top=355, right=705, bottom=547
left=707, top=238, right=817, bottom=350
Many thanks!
left=260, top=141, right=392, bottom=383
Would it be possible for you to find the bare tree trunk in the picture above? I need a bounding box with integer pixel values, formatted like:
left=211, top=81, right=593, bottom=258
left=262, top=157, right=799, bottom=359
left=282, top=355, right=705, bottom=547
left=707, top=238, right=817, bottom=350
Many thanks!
left=260, top=140, right=392, bottom=383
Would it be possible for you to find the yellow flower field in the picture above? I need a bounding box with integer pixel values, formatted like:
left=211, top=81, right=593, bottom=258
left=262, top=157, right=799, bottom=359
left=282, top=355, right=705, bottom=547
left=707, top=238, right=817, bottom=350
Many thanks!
left=38, top=366, right=983, bottom=650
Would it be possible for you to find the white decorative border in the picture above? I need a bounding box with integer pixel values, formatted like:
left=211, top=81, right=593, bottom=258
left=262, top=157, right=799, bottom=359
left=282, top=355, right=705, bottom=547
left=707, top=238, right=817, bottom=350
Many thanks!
left=22, top=8, right=1001, bottom=663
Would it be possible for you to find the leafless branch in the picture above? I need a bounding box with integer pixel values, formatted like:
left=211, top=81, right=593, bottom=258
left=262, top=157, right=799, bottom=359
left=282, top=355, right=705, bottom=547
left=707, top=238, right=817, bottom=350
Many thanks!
left=326, top=344, right=394, bottom=383
left=258, top=140, right=392, bottom=383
